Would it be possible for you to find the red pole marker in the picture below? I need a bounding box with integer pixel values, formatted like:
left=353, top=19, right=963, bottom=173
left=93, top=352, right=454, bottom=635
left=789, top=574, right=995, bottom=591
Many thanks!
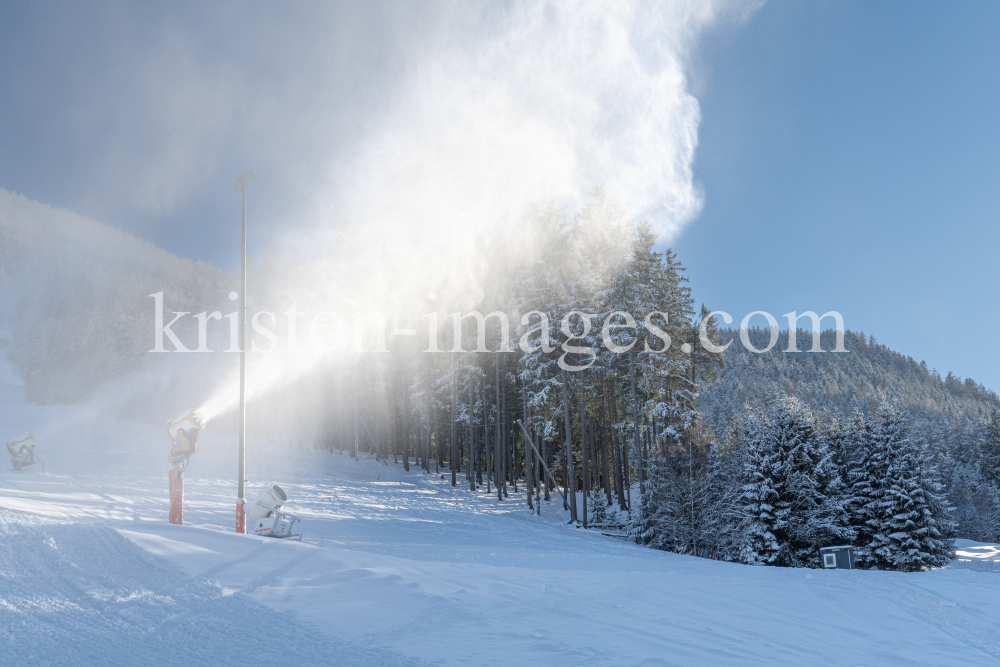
left=235, top=498, right=246, bottom=533
left=169, top=469, right=184, bottom=525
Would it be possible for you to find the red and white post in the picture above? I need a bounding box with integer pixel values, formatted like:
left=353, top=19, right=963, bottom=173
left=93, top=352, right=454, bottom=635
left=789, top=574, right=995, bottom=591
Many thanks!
left=169, top=468, right=184, bottom=525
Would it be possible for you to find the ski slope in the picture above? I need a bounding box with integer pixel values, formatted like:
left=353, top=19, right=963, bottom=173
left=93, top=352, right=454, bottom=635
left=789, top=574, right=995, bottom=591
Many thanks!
left=2, top=433, right=1000, bottom=667
left=1, top=355, right=999, bottom=667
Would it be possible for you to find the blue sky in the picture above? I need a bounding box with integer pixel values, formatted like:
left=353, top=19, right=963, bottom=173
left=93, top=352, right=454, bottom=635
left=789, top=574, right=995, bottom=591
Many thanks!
left=681, top=0, right=1000, bottom=389
left=2, top=1, right=998, bottom=389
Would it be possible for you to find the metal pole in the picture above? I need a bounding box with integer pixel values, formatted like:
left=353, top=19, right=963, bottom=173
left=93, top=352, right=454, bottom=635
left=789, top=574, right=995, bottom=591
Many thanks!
left=233, top=171, right=254, bottom=534
left=238, top=182, right=246, bottom=529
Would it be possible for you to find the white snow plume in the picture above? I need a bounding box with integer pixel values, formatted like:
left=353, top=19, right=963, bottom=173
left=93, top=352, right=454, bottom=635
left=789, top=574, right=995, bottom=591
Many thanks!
left=196, top=0, right=754, bottom=424
left=319, top=1, right=713, bottom=243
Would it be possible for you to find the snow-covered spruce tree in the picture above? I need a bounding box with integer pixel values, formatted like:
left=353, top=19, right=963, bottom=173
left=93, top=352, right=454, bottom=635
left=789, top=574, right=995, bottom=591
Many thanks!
left=588, top=487, right=612, bottom=527
left=879, top=438, right=953, bottom=570
left=629, top=417, right=740, bottom=559
left=630, top=453, right=677, bottom=548
left=737, top=406, right=782, bottom=565
left=846, top=409, right=881, bottom=562
left=855, top=402, right=954, bottom=570
left=738, top=396, right=853, bottom=567
left=949, top=462, right=1000, bottom=543
left=911, top=446, right=956, bottom=568
left=980, top=409, right=1000, bottom=486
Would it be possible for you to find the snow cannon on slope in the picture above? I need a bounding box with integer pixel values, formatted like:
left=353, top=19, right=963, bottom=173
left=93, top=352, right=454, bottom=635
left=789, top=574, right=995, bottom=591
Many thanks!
left=248, top=484, right=301, bottom=540
left=7, top=433, right=43, bottom=472
left=167, top=410, right=205, bottom=471
left=166, top=410, right=205, bottom=525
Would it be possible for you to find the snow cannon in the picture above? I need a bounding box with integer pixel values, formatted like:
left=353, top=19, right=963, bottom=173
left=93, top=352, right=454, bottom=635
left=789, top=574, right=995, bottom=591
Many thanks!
left=247, top=484, right=301, bottom=540
left=7, top=433, right=43, bottom=472
left=167, top=410, right=205, bottom=471
left=165, top=410, right=205, bottom=526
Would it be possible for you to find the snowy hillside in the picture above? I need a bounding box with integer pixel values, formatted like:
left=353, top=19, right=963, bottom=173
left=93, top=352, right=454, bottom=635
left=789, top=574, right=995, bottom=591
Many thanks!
left=2, top=420, right=999, bottom=666
left=0, top=188, right=232, bottom=409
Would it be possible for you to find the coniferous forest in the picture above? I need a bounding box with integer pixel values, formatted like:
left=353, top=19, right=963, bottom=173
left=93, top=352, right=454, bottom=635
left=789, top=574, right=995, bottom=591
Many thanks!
left=310, top=196, right=998, bottom=572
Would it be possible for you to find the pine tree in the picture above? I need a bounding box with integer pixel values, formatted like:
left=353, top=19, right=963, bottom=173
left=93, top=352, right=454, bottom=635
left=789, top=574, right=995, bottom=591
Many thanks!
left=630, top=455, right=675, bottom=548
left=878, top=434, right=953, bottom=570
left=855, top=402, right=954, bottom=570
left=738, top=407, right=782, bottom=565
left=949, top=463, right=1000, bottom=542
left=980, top=409, right=1000, bottom=485
left=589, top=488, right=612, bottom=527
left=737, top=396, right=853, bottom=567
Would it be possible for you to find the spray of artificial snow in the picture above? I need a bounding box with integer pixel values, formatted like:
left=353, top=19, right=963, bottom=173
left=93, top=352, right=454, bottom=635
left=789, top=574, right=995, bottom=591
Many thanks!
left=192, top=0, right=752, bottom=425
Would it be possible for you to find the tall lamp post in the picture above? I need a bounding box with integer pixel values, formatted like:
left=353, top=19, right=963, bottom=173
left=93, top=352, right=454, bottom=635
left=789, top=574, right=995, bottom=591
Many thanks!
left=233, top=170, right=254, bottom=533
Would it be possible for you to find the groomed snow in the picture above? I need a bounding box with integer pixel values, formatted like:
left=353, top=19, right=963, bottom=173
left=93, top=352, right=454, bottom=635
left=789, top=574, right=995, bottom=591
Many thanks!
left=2, top=426, right=1000, bottom=666
left=1, top=349, right=998, bottom=667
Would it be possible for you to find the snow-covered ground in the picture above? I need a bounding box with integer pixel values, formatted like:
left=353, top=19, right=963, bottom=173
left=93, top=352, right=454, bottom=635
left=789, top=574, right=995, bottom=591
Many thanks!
left=2, top=363, right=1000, bottom=666
left=2, top=447, right=1000, bottom=666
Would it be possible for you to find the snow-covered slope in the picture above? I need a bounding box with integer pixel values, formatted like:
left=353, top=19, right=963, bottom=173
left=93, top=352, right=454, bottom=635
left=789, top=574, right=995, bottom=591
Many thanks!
left=2, top=434, right=999, bottom=667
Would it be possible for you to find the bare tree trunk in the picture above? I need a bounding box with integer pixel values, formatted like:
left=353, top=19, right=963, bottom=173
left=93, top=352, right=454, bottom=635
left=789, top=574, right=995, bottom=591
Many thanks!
left=536, top=450, right=541, bottom=514
left=623, top=445, right=631, bottom=510
left=468, top=384, right=476, bottom=491
left=600, top=388, right=611, bottom=505
left=522, top=388, right=534, bottom=511
left=495, top=358, right=502, bottom=501
left=587, top=419, right=594, bottom=489
left=630, top=349, right=644, bottom=497
left=425, top=424, right=431, bottom=472
left=502, top=377, right=511, bottom=496
left=651, top=415, right=657, bottom=457
left=543, top=437, right=550, bottom=501
left=562, top=368, right=577, bottom=522
left=450, top=354, right=457, bottom=485
left=689, top=436, right=696, bottom=554
left=610, top=381, right=626, bottom=511
left=580, top=382, right=588, bottom=529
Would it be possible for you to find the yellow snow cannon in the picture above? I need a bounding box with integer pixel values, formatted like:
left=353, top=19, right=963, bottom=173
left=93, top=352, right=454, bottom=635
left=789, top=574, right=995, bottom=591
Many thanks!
left=166, top=410, right=205, bottom=525
left=6, top=433, right=43, bottom=472
left=167, top=410, right=205, bottom=472
left=248, top=484, right=301, bottom=540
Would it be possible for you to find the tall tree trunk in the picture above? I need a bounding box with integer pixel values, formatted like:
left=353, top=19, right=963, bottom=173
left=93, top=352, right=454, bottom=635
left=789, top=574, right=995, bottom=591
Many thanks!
left=451, top=354, right=458, bottom=484
left=630, top=349, right=644, bottom=497
left=468, top=386, right=476, bottom=491
left=651, top=415, right=657, bottom=464
left=543, top=437, right=551, bottom=501
left=502, top=377, right=510, bottom=495
left=522, top=386, right=530, bottom=498
left=478, top=377, right=485, bottom=488
left=580, top=382, right=588, bottom=529
left=689, top=436, right=696, bottom=555
left=425, top=424, right=431, bottom=472
left=600, top=387, right=611, bottom=505
left=353, top=411, right=359, bottom=461
left=522, top=386, right=534, bottom=511
left=610, top=380, right=627, bottom=511
left=495, top=358, right=502, bottom=501
left=562, top=368, right=578, bottom=522
left=402, top=411, right=409, bottom=471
